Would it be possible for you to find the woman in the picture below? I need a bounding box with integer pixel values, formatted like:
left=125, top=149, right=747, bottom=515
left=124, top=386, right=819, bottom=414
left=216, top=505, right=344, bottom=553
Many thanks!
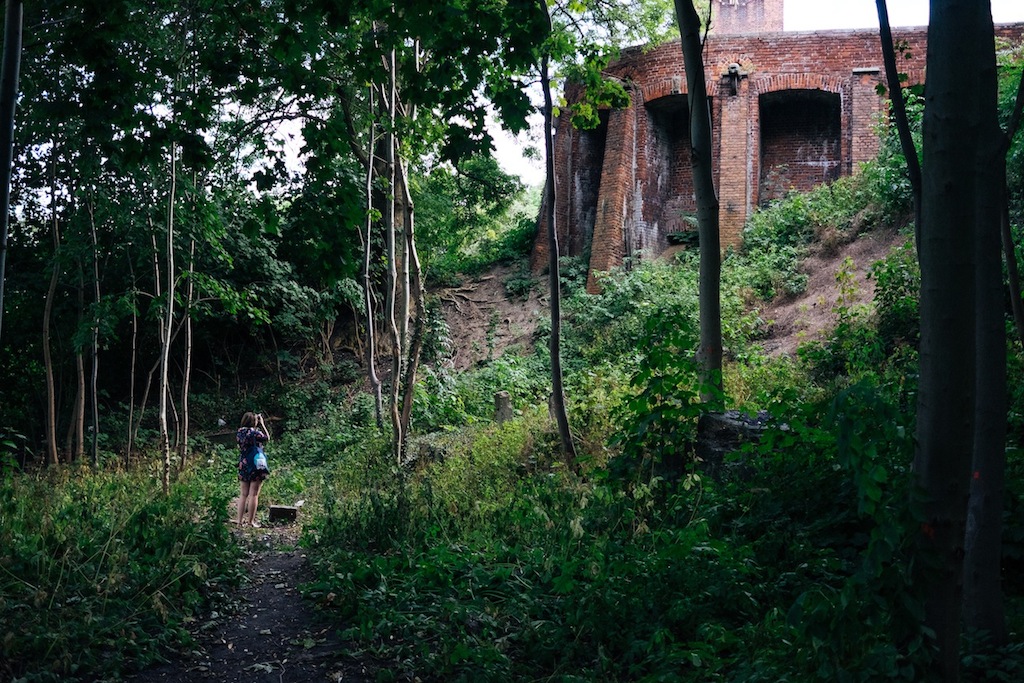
left=236, top=411, right=270, bottom=527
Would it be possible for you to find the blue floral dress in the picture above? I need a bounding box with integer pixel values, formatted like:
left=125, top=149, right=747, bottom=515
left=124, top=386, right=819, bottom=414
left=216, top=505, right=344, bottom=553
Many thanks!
left=236, top=427, right=270, bottom=482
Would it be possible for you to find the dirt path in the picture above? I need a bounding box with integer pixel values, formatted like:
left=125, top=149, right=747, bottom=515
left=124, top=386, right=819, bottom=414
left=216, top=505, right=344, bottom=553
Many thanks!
left=130, top=524, right=372, bottom=683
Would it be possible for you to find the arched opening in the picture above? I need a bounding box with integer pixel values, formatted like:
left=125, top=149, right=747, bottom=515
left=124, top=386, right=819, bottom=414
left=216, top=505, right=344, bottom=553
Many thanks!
left=759, top=89, right=841, bottom=204
left=645, top=94, right=696, bottom=253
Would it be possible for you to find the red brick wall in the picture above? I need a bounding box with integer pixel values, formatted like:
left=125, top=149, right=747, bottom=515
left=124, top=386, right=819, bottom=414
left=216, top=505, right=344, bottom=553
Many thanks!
left=759, top=90, right=842, bottom=203
left=645, top=96, right=696, bottom=242
left=712, top=0, right=784, bottom=35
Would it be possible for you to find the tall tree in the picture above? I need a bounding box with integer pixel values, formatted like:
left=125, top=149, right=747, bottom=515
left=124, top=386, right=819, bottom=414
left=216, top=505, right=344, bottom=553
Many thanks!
left=539, top=0, right=576, bottom=461
left=674, top=0, right=722, bottom=402
left=913, top=1, right=1003, bottom=678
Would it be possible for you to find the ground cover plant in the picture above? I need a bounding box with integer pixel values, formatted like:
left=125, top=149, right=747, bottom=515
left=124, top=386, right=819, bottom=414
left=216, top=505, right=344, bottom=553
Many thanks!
left=0, top=465, right=242, bottom=682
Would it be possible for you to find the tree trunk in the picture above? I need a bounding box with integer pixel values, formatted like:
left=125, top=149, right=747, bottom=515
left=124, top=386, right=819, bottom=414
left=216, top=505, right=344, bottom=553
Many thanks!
left=42, top=152, right=59, bottom=466
left=876, top=0, right=923, bottom=246
left=963, top=129, right=1009, bottom=647
left=362, top=87, right=384, bottom=428
left=539, top=0, right=576, bottom=464
left=159, top=142, right=177, bottom=494
left=397, top=156, right=425, bottom=460
left=914, top=2, right=1000, bottom=678
left=0, top=0, right=22, bottom=344
left=384, top=48, right=403, bottom=463
left=675, top=0, right=722, bottom=403
left=88, top=193, right=100, bottom=467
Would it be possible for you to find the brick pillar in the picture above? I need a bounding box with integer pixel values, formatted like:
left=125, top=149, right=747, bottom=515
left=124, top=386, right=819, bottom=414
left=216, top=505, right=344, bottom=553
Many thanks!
left=718, top=71, right=750, bottom=248
left=851, top=67, right=884, bottom=171
left=531, top=111, right=575, bottom=273
left=586, top=102, right=636, bottom=293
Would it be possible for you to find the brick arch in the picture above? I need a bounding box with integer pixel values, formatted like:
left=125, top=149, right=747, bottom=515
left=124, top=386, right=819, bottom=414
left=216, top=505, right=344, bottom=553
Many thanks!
left=753, top=72, right=847, bottom=96
left=639, top=76, right=688, bottom=104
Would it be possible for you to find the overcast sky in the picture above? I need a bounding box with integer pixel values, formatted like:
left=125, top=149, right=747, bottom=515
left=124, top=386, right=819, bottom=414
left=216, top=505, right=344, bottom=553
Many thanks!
left=785, top=0, right=1024, bottom=31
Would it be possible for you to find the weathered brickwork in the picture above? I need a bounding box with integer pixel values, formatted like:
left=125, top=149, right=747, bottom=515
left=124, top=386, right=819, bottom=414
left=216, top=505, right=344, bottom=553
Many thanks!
left=532, top=1, right=1024, bottom=293
left=711, top=0, right=783, bottom=35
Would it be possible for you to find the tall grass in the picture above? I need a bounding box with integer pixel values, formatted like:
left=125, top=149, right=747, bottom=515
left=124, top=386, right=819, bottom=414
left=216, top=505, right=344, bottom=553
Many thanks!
left=0, top=464, right=242, bottom=681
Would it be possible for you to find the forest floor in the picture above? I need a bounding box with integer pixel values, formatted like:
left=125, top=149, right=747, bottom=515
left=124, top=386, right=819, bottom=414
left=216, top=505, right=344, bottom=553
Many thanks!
left=129, top=521, right=374, bottom=683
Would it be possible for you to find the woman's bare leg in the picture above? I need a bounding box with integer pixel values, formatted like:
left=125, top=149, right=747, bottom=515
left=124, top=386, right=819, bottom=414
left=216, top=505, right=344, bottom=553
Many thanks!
left=236, top=481, right=251, bottom=525
left=246, top=479, right=264, bottom=526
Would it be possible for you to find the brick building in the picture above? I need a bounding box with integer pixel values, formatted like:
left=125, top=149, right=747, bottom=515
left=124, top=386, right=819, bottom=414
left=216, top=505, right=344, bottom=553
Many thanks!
left=532, top=0, right=1024, bottom=293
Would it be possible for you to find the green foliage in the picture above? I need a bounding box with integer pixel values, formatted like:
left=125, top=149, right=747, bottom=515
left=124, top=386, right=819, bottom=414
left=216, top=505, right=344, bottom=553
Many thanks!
left=868, top=237, right=920, bottom=352
left=414, top=354, right=550, bottom=432
left=300, top=378, right=942, bottom=681
left=798, top=257, right=884, bottom=386
left=564, top=259, right=699, bottom=366
left=740, top=177, right=875, bottom=300
left=422, top=174, right=541, bottom=285
left=0, top=466, right=241, bottom=682
left=859, top=90, right=924, bottom=225
left=416, top=155, right=527, bottom=272
left=998, top=41, right=1024, bottom=226
left=610, top=307, right=702, bottom=475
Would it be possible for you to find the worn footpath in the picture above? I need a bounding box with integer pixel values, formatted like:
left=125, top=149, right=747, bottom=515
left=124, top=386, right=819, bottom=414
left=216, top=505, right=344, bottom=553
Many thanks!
left=130, top=524, right=372, bottom=683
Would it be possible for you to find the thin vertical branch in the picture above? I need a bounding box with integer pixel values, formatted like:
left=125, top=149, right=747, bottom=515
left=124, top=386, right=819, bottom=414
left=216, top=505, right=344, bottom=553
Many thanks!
left=539, top=0, right=577, bottom=464
left=0, top=0, right=22, bottom=344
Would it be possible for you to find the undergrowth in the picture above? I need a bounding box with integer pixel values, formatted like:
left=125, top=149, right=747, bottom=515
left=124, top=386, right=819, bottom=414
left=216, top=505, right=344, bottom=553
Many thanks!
left=0, top=465, right=242, bottom=682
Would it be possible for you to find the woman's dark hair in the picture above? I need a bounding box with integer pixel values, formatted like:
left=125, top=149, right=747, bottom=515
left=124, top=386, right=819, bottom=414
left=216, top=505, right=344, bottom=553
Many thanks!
left=240, top=412, right=258, bottom=428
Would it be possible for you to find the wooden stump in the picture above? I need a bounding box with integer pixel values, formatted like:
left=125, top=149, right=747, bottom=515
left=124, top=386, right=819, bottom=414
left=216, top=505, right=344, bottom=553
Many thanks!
left=269, top=505, right=298, bottom=523
left=494, top=390, right=513, bottom=423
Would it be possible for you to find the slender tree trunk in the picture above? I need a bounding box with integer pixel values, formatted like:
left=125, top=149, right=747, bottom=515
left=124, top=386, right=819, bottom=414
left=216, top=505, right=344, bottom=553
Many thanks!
left=384, top=48, right=403, bottom=462
left=0, top=0, right=22, bottom=344
left=363, top=88, right=384, bottom=428
left=397, top=157, right=425, bottom=459
left=914, top=2, right=1000, bottom=678
left=42, top=151, right=59, bottom=466
left=159, top=142, right=177, bottom=494
left=538, top=0, right=576, bottom=463
left=88, top=193, right=100, bottom=467
left=675, top=0, right=722, bottom=403
left=1002, top=194, right=1024, bottom=347
left=876, top=0, right=923, bottom=246
left=178, top=237, right=195, bottom=469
